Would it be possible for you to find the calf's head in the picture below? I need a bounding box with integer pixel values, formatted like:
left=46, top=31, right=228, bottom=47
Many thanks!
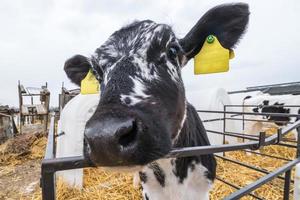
left=64, top=3, right=249, bottom=167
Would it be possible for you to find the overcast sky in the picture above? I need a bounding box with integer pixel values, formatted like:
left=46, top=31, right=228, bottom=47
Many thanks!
left=0, top=0, right=299, bottom=107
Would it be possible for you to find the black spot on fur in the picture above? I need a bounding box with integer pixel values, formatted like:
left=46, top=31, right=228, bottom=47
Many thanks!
left=139, top=172, right=147, bottom=183
left=145, top=193, right=149, bottom=200
left=263, top=100, right=269, bottom=105
left=124, top=97, right=131, bottom=105
left=244, top=95, right=252, bottom=100
left=253, top=108, right=259, bottom=113
left=261, top=102, right=290, bottom=126
left=149, top=162, right=166, bottom=187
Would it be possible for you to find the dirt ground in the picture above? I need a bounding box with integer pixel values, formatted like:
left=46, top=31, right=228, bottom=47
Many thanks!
left=0, top=159, right=41, bottom=200
left=0, top=130, right=46, bottom=200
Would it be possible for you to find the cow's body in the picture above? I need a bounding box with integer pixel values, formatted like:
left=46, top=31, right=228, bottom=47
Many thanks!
left=243, top=93, right=300, bottom=140
left=63, top=3, right=249, bottom=199
left=139, top=103, right=215, bottom=200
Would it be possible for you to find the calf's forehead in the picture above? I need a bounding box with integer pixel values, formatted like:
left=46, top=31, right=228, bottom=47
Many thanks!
left=95, top=20, right=177, bottom=62
left=92, top=21, right=184, bottom=106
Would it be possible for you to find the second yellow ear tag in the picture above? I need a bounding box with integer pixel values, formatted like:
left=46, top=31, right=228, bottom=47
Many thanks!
left=194, top=35, right=234, bottom=74
left=80, top=70, right=100, bottom=95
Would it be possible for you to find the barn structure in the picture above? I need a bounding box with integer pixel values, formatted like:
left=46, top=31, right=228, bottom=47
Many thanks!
left=18, top=81, right=50, bottom=134
left=0, top=105, right=18, bottom=144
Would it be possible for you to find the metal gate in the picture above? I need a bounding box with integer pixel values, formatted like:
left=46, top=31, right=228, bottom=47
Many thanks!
left=40, top=104, right=300, bottom=200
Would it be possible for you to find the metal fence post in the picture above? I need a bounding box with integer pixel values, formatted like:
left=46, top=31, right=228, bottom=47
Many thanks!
left=223, top=105, right=226, bottom=156
left=41, top=167, right=56, bottom=200
left=297, top=125, right=300, bottom=158
left=283, top=169, right=291, bottom=200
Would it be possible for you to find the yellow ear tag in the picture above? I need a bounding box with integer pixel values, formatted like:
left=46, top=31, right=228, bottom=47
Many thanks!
left=194, top=35, right=234, bottom=74
left=80, top=70, right=100, bottom=95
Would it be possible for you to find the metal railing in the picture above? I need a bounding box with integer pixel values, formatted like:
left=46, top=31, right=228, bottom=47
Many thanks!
left=40, top=105, right=300, bottom=200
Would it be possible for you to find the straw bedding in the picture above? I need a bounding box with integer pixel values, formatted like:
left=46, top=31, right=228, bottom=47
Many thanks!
left=1, top=129, right=296, bottom=200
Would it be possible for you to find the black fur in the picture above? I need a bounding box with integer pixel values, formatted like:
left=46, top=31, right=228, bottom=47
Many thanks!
left=64, top=55, right=91, bottom=86
left=173, top=103, right=217, bottom=183
left=139, top=172, right=148, bottom=183
left=263, top=100, right=269, bottom=105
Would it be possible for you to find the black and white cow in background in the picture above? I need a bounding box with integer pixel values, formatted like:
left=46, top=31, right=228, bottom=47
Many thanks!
left=63, top=3, right=249, bottom=200
left=243, top=93, right=299, bottom=140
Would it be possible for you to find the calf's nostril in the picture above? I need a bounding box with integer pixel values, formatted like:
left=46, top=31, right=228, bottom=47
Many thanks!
left=117, top=120, right=138, bottom=147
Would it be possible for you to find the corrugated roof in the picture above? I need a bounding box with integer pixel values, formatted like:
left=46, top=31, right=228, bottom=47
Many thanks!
left=262, top=85, right=300, bottom=95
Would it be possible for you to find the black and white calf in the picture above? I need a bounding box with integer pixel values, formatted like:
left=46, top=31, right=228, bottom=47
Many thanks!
left=243, top=93, right=300, bottom=140
left=64, top=3, right=249, bottom=200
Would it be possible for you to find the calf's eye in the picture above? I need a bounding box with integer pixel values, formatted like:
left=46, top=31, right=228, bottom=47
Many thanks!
left=167, top=46, right=178, bottom=60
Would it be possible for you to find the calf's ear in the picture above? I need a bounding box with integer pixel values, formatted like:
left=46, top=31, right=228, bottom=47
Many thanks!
left=64, top=54, right=92, bottom=86
left=180, top=3, right=249, bottom=63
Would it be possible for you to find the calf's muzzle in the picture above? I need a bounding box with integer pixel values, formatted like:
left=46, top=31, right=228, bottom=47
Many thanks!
left=84, top=117, right=141, bottom=166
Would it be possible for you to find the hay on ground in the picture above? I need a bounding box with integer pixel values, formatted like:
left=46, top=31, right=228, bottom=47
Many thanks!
left=6, top=128, right=297, bottom=200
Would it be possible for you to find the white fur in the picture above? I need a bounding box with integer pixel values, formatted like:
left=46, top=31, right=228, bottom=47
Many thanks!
left=140, top=159, right=211, bottom=200
left=165, top=55, right=180, bottom=82
left=103, top=57, right=123, bottom=85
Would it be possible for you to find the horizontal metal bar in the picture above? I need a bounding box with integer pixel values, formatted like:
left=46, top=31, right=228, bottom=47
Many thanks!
left=225, top=104, right=300, bottom=108
left=215, top=130, right=260, bottom=138
left=167, top=120, right=300, bottom=158
left=202, top=117, right=224, bottom=123
left=224, top=158, right=300, bottom=200
left=207, top=129, right=259, bottom=141
left=242, top=150, right=293, bottom=162
left=216, top=155, right=293, bottom=183
left=167, top=142, right=259, bottom=158
left=206, top=130, right=297, bottom=149
left=278, top=142, right=297, bottom=148
left=282, top=138, right=297, bottom=143
left=225, top=117, right=294, bottom=125
left=216, top=177, right=263, bottom=200
left=42, top=156, right=92, bottom=173
left=21, top=113, right=48, bottom=116
left=22, top=94, right=45, bottom=96
left=197, top=110, right=300, bottom=118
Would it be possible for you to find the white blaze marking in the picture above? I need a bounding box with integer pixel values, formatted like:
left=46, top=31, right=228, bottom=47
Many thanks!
left=133, top=57, right=159, bottom=81
left=120, top=77, right=150, bottom=106
left=173, top=101, right=187, bottom=143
